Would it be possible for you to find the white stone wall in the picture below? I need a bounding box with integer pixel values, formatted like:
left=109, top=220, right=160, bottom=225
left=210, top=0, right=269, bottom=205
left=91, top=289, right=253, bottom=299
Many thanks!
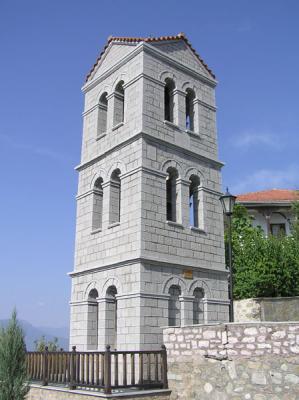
left=70, top=39, right=229, bottom=351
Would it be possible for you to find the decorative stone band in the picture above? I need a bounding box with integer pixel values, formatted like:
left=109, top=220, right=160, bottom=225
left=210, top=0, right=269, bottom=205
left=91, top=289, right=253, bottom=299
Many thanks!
left=68, top=257, right=229, bottom=278
left=75, top=131, right=224, bottom=172
left=203, top=298, right=231, bottom=305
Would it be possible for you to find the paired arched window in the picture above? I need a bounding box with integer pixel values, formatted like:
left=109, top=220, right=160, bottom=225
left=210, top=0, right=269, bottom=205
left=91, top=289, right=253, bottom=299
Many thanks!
left=166, top=167, right=178, bottom=222
left=105, top=286, right=117, bottom=349
left=193, top=288, right=204, bottom=324
left=185, top=89, right=195, bottom=131
left=87, top=289, right=98, bottom=350
left=114, top=81, right=125, bottom=126
left=189, top=175, right=201, bottom=228
left=164, top=78, right=175, bottom=123
left=92, top=177, right=104, bottom=231
left=109, top=169, right=121, bottom=224
left=98, top=92, right=108, bottom=135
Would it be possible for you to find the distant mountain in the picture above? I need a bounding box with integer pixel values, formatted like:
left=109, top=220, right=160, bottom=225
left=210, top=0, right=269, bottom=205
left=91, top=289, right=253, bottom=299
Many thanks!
left=0, top=319, right=69, bottom=351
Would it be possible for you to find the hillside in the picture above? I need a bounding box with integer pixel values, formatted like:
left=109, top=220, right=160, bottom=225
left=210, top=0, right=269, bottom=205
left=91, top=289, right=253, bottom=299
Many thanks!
left=0, top=319, right=69, bottom=351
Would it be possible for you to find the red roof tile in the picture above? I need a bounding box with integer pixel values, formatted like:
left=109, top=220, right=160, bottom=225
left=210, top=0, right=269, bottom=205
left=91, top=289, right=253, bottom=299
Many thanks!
left=85, top=33, right=215, bottom=82
left=237, top=189, right=299, bottom=203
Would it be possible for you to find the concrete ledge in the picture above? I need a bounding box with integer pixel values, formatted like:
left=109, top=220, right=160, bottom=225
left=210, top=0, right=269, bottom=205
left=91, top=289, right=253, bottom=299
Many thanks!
left=28, top=384, right=171, bottom=400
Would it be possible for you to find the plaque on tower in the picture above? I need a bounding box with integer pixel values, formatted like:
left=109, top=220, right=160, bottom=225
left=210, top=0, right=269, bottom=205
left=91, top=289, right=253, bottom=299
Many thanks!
left=183, top=269, right=193, bottom=279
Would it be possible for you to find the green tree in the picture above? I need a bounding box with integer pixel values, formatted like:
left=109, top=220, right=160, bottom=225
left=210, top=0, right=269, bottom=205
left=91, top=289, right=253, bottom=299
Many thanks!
left=34, top=336, right=60, bottom=352
left=0, top=309, right=29, bottom=400
left=226, top=204, right=299, bottom=299
left=291, top=200, right=299, bottom=240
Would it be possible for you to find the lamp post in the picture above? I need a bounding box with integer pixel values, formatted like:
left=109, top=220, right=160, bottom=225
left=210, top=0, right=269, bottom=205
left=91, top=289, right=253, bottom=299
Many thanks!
left=219, top=188, right=236, bottom=322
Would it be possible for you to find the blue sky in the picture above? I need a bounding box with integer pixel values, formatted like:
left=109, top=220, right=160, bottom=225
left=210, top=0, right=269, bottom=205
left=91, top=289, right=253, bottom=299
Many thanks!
left=0, top=0, right=298, bottom=328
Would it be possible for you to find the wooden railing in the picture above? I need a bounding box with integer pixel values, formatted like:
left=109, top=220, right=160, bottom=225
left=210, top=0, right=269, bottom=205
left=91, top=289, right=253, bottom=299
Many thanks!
left=26, top=345, right=168, bottom=394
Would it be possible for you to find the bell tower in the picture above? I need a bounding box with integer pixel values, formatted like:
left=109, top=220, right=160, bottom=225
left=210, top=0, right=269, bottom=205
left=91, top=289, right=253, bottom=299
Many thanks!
left=69, top=33, right=229, bottom=351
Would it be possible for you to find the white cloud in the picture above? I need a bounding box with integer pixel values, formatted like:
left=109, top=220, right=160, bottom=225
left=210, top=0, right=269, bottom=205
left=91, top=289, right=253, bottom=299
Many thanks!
left=231, top=131, right=284, bottom=150
left=231, top=164, right=299, bottom=194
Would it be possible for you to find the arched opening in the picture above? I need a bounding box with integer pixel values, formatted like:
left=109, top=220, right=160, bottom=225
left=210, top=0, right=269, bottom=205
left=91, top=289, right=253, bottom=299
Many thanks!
left=166, top=167, right=178, bottom=222
left=164, top=78, right=175, bottom=122
left=92, top=177, right=103, bottom=230
left=109, top=169, right=121, bottom=224
left=189, top=175, right=201, bottom=228
left=168, top=285, right=181, bottom=326
left=185, top=89, right=195, bottom=131
left=114, top=81, right=124, bottom=126
left=193, top=288, right=204, bottom=324
left=106, top=286, right=117, bottom=349
left=98, top=92, right=108, bottom=135
left=87, top=289, right=98, bottom=350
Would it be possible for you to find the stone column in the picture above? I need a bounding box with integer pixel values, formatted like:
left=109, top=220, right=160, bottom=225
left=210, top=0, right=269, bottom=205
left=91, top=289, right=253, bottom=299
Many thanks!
left=176, top=178, right=190, bottom=227
left=101, top=181, right=110, bottom=229
left=106, top=93, right=114, bottom=132
left=97, top=297, right=107, bottom=351
left=173, top=89, right=186, bottom=130
left=179, top=295, right=194, bottom=326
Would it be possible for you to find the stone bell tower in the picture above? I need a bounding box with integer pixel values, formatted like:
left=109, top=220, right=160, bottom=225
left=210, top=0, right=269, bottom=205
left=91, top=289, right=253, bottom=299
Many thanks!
left=69, top=33, right=229, bottom=351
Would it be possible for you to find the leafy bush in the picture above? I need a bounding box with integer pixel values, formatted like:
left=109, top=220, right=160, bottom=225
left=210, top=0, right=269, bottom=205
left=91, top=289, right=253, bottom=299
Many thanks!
left=226, top=204, right=299, bottom=299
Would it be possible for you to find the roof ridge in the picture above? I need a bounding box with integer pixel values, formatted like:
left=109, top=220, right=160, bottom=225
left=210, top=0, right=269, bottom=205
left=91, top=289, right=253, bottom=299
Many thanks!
left=85, top=33, right=215, bottom=82
left=237, top=188, right=297, bottom=196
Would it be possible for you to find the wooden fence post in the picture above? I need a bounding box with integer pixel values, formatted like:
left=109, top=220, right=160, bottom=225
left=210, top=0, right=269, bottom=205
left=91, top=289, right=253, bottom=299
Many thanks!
left=69, top=346, right=77, bottom=390
left=161, top=345, right=168, bottom=389
left=42, top=346, right=48, bottom=386
left=104, top=345, right=112, bottom=394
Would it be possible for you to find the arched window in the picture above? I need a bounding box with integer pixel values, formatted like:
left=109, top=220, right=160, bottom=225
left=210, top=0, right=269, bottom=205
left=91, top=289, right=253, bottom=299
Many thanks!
left=193, top=288, right=204, bottom=324
left=185, top=89, right=195, bottom=131
left=166, top=167, right=178, bottom=222
left=168, top=285, right=181, bottom=326
left=92, top=177, right=103, bottom=231
left=87, top=289, right=98, bottom=350
left=113, top=81, right=124, bottom=126
left=109, top=169, right=121, bottom=224
left=98, top=92, right=108, bottom=135
left=189, top=175, right=201, bottom=228
left=106, top=286, right=117, bottom=349
left=164, top=78, right=175, bottom=122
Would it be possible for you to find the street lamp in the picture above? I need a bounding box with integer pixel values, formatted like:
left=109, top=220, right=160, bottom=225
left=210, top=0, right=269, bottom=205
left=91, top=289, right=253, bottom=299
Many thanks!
left=219, top=188, right=236, bottom=322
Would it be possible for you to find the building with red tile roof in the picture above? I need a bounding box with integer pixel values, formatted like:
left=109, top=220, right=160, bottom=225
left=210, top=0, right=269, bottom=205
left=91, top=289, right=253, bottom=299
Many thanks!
left=236, top=189, right=299, bottom=236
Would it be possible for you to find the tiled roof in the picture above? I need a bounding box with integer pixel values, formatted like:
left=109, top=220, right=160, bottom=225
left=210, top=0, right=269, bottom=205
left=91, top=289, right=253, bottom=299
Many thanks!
left=237, top=189, right=299, bottom=203
left=85, top=32, right=215, bottom=82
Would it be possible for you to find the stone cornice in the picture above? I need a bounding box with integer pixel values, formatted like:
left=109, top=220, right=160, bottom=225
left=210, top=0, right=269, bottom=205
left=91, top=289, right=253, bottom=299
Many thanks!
left=68, top=257, right=228, bottom=278
left=194, top=98, right=217, bottom=112
left=202, top=298, right=230, bottom=305
left=198, top=186, right=223, bottom=197
left=75, top=131, right=224, bottom=172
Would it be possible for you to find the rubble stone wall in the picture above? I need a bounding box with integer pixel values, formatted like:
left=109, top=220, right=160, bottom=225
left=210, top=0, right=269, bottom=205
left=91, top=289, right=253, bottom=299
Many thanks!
left=163, top=322, right=299, bottom=400
left=234, top=297, right=299, bottom=322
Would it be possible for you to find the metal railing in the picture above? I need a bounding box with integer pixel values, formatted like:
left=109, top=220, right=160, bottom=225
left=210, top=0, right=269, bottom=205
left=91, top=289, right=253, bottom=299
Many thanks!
left=26, top=345, right=168, bottom=394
